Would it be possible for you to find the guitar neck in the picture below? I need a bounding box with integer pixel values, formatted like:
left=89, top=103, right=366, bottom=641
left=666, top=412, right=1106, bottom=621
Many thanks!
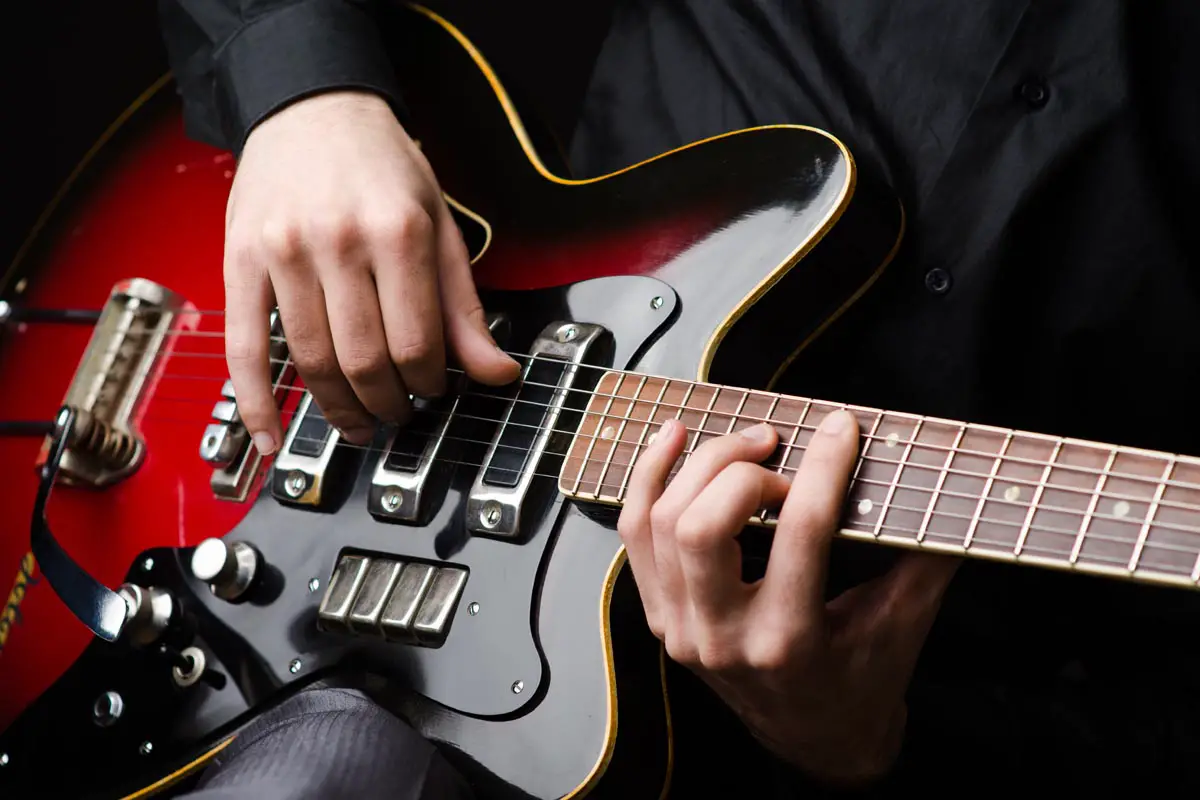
left=559, top=370, right=1200, bottom=591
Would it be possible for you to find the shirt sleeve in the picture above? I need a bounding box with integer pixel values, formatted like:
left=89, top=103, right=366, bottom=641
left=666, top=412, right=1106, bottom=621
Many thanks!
left=156, top=0, right=408, bottom=155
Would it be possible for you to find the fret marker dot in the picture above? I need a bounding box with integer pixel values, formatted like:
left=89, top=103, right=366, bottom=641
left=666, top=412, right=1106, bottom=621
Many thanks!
left=1004, top=486, right=1021, bottom=502
left=600, top=425, right=616, bottom=440
left=886, top=433, right=899, bottom=448
left=857, top=499, right=874, bottom=516
left=1113, top=500, right=1131, bottom=518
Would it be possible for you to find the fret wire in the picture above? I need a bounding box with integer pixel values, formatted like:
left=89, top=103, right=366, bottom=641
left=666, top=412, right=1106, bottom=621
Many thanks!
left=852, top=410, right=885, bottom=486
left=1133, top=455, right=1175, bottom=573
left=615, top=378, right=671, bottom=502
left=570, top=371, right=625, bottom=495
left=918, top=423, right=966, bottom=543
left=726, top=390, right=751, bottom=435
left=591, top=375, right=647, bottom=497
left=1069, top=447, right=1119, bottom=565
left=873, top=417, right=925, bottom=539
left=1014, top=438, right=1064, bottom=557
left=692, top=386, right=723, bottom=450
left=964, top=432, right=1012, bottom=550
left=758, top=399, right=811, bottom=522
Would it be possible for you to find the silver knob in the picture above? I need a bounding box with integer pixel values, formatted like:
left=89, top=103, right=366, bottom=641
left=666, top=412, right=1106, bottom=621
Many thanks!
left=191, top=538, right=259, bottom=601
left=117, top=584, right=174, bottom=646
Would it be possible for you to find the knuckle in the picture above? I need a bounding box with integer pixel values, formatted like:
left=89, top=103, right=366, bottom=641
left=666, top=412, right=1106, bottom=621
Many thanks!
left=291, top=346, right=341, bottom=382
left=663, top=632, right=697, bottom=667
left=389, top=337, right=436, bottom=369
left=696, top=638, right=737, bottom=673
left=745, top=636, right=795, bottom=674
left=306, top=213, right=363, bottom=255
left=258, top=219, right=305, bottom=264
left=365, top=204, right=435, bottom=250
left=340, top=350, right=393, bottom=383
left=673, top=510, right=715, bottom=554
left=648, top=502, right=678, bottom=536
left=224, top=337, right=260, bottom=367
left=644, top=612, right=666, bottom=643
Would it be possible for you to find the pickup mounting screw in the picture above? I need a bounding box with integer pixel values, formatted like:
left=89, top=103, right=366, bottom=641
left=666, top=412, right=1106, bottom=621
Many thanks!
left=0, top=300, right=10, bottom=322
left=308, top=577, right=320, bottom=593
left=139, top=741, right=153, bottom=755
left=468, top=602, right=480, bottom=616
left=289, top=658, right=302, bottom=674
left=381, top=489, right=402, bottom=513
left=555, top=324, right=579, bottom=343
left=650, top=296, right=664, bottom=310
left=284, top=470, right=306, bottom=498
left=511, top=680, right=524, bottom=694
left=480, top=501, right=502, bottom=529
left=142, top=557, right=154, bottom=572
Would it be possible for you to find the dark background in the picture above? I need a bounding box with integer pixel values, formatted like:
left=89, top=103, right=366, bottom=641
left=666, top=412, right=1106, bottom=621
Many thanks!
left=0, top=1, right=613, bottom=277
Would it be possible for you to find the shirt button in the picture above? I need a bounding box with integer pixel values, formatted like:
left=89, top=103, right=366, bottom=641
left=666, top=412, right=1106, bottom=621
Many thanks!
left=1017, top=79, right=1050, bottom=109
left=924, top=267, right=952, bottom=294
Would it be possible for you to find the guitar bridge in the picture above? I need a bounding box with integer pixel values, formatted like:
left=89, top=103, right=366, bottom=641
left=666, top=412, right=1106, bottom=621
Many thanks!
left=37, top=278, right=195, bottom=487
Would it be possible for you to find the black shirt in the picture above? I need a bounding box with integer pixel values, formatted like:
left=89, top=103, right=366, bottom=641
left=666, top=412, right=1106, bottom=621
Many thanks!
left=158, top=0, right=1200, bottom=795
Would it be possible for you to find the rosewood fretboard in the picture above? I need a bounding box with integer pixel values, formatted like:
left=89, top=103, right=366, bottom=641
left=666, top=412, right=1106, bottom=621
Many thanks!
left=558, top=370, right=1200, bottom=590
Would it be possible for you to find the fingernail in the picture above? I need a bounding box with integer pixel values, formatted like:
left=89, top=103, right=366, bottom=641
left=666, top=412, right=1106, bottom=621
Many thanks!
left=252, top=431, right=276, bottom=456
left=740, top=422, right=774, bottom=443
left=819, top=410, right=850, bottom=434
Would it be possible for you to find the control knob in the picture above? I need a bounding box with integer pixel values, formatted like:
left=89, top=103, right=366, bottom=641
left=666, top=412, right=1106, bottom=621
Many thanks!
left=191, top=538, right=259, bottom=601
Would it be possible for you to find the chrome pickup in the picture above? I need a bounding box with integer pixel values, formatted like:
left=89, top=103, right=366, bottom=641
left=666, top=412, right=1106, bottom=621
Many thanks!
left=203, top=309, right=294, bottom=502
left=39, top=278, right=193, bottom=487
left=466, top=321, right=607, bottom=538
left=369, top=313, right=509, bottom=524
left=270, top=390, right=352, bottom=508
left=317, top=552, right=468, bottom=647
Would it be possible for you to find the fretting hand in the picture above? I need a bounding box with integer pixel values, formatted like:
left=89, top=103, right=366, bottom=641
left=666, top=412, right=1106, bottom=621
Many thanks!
left=618, top=411, right=960, bottom=785
left=223, top=90, right=521, bottom=455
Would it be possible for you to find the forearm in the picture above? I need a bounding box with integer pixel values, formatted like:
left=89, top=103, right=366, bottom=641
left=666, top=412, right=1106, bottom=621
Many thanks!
left=156, top=0, right=406, bottom=155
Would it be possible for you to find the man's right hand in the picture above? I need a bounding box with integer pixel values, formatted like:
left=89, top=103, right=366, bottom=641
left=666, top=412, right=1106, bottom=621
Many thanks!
left=223, top=90, right=521, bottom=455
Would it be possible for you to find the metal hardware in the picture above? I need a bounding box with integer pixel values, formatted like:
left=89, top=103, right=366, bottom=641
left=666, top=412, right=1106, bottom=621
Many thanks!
left=210, top=311, right=295, bottom=502
left=141, top=557, right=154, bottom=572
left=171, top=646, right=207, bottom=688
left=379, top=563, right=436, bottom=642
left=139, top=742, right=153, bottom=756
left=316, top=555, right=372, bottom=632
left=92, top=691, right=124, bottom=727
left=466, top=321, right=606, bottom=538
left=0, top=753, right=9, bottom=766
left=190, top=538, right=259, bottom=601
left=348, top=560, right=404, bottom=634
left=308, top=577, right=320, bottom=593
left=271, top=391, right=347, bottom=508
left=413, top=566, right=468, bottom=645
left=369, top=313, right=508, bottom=524
left=468, top=602, right=480, bottom=616
left=117, top=583, right=173, bottom=647
left=38, top=279, right=191, bottom=488
left=288, top=659, right=302, bottom=674
left=511, top=680, right=524, bottom=694
left=650, top=295, right=664, bottom=309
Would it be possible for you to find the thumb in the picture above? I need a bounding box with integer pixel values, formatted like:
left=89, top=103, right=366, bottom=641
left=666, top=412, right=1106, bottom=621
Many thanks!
left=435, top=199, right=521, bottom=385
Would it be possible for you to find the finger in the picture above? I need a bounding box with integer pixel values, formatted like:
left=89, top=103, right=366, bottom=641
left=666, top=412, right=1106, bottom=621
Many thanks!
left=371, top=205, right=447, bottom=398
left=272, top=265, right=375, bottom=443
left=223, top=252, right=282, bottom=455
left=761, top=409, right=860, bottom=614
left=321, top=258, right=411, bottom=425
left=617, top=416, right=687, bottom=625
left=871, top=552, right=961, bottom=633
left=435, top=199, right=520, bottom=385
left=675, top=462, right=790, bottom=627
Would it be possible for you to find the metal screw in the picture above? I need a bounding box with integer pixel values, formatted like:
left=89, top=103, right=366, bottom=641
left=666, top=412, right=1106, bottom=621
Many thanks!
left=468, top=602, right=480, bottom=616
left=142, top=557, right=154, bottom=572
left=0, top=300, right=10, bottom=323
left=556, top=324, right=579, bottom=343
left=284, top=470, right=306, bottom=498
left=289, top=658, right=302, bottom=674
left=93, top=691, right=124, bottom=727
left=480, top=501, right=502, bottom=529
left=511, top=680, right=524, bottom=694
left=381, top=489, right=402, bottom=513
left=0, top=753, right=8, bottom=767
left=139, top=741, right=153, bottom=755
left=308, top=577, right=320, bottom=593
left=650, top=296, right=664, bottom=310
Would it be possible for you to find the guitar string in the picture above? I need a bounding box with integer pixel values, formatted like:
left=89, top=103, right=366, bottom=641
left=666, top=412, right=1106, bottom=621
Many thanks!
left=138, top=392, right=1200, bottom=548
left=146, top=363, right=1200, bottom=507
left=28, top=319, right=1200, bottom=495
left=68, top=406, right=1200, bottom=573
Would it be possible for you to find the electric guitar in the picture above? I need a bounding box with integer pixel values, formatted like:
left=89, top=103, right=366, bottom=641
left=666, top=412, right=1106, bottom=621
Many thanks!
left=3, top=4, right=1200, bottom=798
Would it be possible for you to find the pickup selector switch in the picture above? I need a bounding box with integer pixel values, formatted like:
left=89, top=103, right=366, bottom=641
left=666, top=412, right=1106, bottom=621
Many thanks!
left=191, top=538, right=259, bottom=601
